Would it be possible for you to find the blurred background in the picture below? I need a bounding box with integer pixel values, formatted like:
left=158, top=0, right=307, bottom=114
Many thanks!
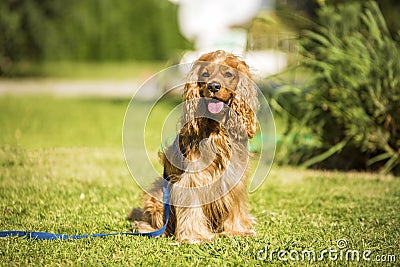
left=2, top=0, right=398, bottom=78
left=0, top=0, right=399, bottom=175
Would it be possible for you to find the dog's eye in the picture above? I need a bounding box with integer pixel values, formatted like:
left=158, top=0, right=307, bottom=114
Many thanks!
left=201, top=72, right=210, bottom=78
left=224, top=72, right=233, bottom=78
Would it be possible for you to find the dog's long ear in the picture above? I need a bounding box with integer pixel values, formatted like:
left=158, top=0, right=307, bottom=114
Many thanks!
left=231, top=64, right=259, bottom=139
left=182, top=63, right=202, bottom=135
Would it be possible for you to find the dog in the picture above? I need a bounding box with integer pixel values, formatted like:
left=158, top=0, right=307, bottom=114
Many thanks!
left=130, top=50, right=259, bottom=243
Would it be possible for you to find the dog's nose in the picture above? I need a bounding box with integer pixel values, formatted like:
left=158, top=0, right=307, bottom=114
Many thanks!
left=207, top=82, right=221, bottom=93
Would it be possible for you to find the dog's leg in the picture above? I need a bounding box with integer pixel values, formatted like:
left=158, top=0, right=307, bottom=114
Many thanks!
left=132, top=181, right=166, bottom=235
left=222, top=205, right=256, bottom=237
left=175, top=206, right=214, bottom=243
left=171, top=175, right=215, bottom=243
left=128, top=207, right=158, bottom=233
left=221, top=186, right=256, bottom=237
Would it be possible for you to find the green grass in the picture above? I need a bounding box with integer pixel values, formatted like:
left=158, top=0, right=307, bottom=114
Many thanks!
left=4, top=61, right=167, bottom=80
left=1, top=96, right=399, bottom=266
left=0, top=96, right=130, bottom=149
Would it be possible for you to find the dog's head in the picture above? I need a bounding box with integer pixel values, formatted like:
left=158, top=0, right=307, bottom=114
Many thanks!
left=183, top=50, right=259, bottom=139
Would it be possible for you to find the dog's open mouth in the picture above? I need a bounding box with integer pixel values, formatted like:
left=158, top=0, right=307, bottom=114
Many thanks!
left=207, top=99, right=225, bottom=114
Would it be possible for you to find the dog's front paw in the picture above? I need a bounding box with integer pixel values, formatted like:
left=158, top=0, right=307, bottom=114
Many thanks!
left=220, top=230, right=256, bottom=237
left=177, top=233, right=215, bottom=244
left=132, top=220, right=157, bottom=233
left=240, top=230, right=256, bottom=237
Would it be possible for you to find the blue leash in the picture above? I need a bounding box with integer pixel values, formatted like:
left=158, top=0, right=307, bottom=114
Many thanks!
left=0, top=177, right=171, bottom=240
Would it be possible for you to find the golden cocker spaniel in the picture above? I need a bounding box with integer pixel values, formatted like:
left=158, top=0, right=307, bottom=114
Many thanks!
left=131, top=50, right=259, bottom=243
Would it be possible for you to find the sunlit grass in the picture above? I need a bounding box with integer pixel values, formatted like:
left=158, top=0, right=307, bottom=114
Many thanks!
left=5, top=61, right=167, bottom=80
left=0, top=96, right=399, bottom=266
left=0, top=96, right=129, bottom=149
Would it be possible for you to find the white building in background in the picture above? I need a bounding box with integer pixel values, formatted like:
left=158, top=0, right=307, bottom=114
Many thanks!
left=171, top=0, right=286, bottom=79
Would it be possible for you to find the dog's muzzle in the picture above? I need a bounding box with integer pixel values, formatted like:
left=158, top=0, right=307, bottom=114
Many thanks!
left=207, top=82, right=221, bottom=93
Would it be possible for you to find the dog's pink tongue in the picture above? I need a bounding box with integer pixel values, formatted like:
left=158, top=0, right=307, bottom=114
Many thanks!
left=208, top=101, right=224, bottom=114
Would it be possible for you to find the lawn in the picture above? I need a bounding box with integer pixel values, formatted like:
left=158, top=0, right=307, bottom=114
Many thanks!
left=5, top=61, right=167, bottom=80
left=0, top=96, right=399, bottom=266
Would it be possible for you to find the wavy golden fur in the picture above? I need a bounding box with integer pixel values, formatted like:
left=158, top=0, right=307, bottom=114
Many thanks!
left=130, top=50, right=259, bottom=243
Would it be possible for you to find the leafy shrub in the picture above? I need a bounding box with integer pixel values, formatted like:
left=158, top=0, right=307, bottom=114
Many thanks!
left=272, top=1, right=400, bottom=174
left=0, top=0, right=190, bottom=72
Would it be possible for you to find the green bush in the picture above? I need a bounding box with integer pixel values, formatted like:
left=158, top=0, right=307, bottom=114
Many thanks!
left=272, top=1, right=400, bottom=174
left=0, top=0, right=191, bottom=75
